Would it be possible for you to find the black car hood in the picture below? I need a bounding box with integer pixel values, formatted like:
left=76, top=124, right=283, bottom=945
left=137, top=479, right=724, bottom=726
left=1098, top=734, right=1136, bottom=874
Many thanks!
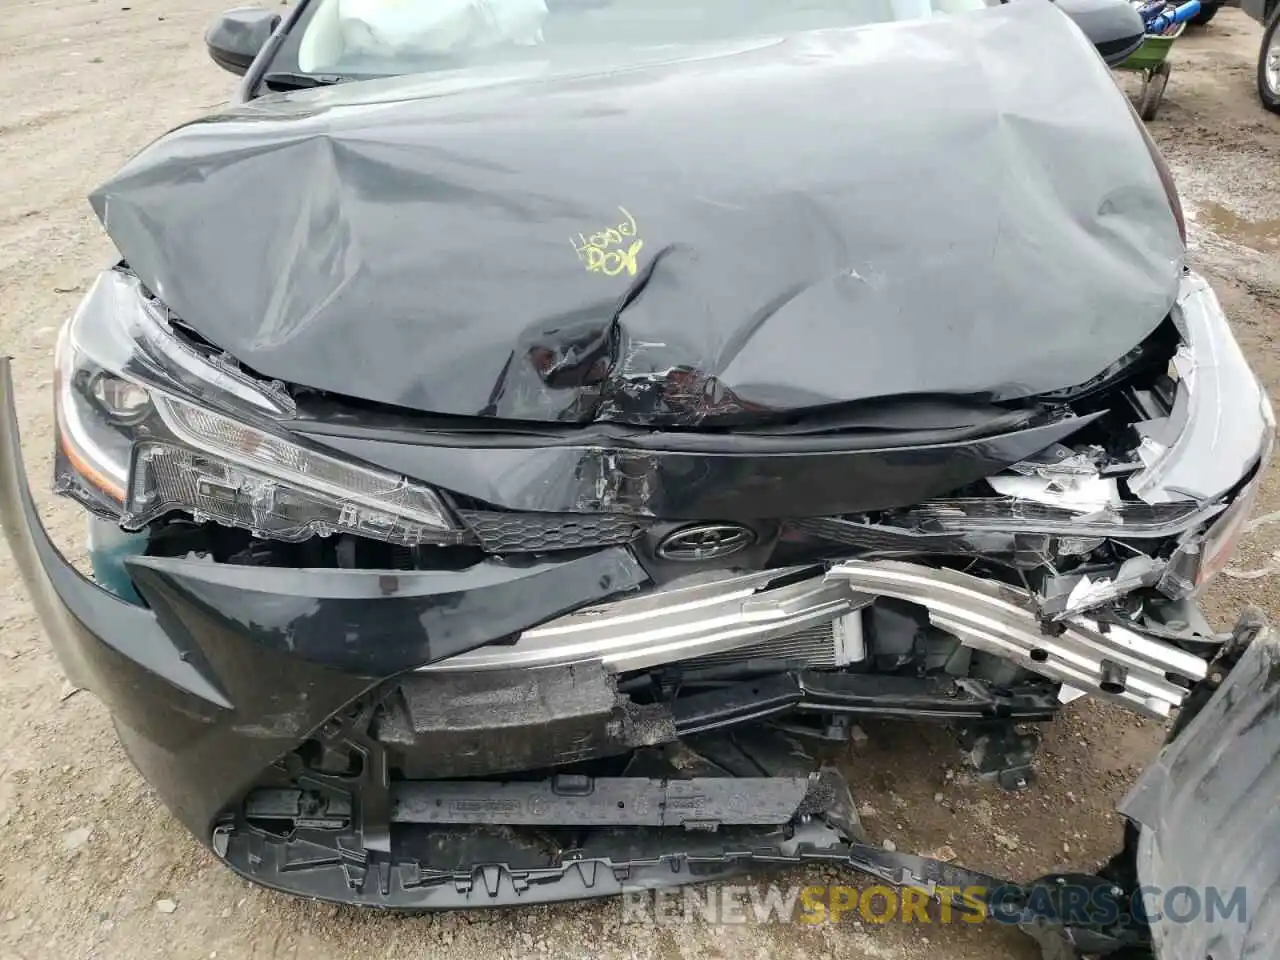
left=92, top=1, right=1183, bottom=427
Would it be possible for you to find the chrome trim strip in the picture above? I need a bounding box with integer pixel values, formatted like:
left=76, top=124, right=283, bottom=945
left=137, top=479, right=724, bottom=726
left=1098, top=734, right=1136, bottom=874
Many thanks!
left=420, top=559, right=1207, bottom=718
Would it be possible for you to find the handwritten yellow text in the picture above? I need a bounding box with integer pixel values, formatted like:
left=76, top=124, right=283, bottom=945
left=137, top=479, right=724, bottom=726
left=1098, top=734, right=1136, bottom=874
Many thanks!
left=572, top=207, right=645, bottom=277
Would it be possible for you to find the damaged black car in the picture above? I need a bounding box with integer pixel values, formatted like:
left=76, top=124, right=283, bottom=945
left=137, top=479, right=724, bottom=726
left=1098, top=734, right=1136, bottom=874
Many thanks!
left=0, top=0, right=1274, bottom=910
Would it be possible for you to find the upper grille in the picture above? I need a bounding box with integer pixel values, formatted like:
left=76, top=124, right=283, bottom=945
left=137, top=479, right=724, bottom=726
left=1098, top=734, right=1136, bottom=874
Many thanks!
left=459, top=510, right=645, bottom=553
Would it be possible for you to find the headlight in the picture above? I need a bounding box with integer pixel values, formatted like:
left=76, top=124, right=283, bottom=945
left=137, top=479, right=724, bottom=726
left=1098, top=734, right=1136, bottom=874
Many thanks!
left=54, top=269, right=460, bottom=546
left=1129, top=274, right=1273, bottom=507
left=1126, top=273, right=1275, bottom=589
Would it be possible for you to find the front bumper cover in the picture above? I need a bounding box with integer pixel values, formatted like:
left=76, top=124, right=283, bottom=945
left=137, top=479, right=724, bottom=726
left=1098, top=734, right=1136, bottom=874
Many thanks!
left=0, top=358, right=648, bottom=839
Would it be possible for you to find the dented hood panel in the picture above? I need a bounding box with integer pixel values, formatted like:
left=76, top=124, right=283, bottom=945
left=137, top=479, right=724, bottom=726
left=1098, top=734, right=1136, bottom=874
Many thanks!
left=91, top=1, right=1183, bottom=425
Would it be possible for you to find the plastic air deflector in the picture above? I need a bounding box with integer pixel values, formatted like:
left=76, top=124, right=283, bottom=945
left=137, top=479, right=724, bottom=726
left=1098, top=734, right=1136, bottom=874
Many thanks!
left=389, top=776, right=813, bottom=829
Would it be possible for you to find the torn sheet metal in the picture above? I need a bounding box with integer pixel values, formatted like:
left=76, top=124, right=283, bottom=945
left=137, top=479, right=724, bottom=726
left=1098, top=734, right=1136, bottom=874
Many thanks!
left=1120, top=620, right=1279, bottom=960
left=1056, top=684, right=1088, bottom=705
left=827, top=560, right=1207, bottom=718
left=92, top=1, right=1182, bottom=426
left=1041, top=555, right=1166, bottom=619
left=1005, top=444, right=1111, bottom=479
left=987, top=473, right=1121, bottom=513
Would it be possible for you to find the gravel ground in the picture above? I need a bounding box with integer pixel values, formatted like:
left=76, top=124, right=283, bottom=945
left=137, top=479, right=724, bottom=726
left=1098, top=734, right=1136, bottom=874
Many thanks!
left=1, top=4, right=1278, bottom=958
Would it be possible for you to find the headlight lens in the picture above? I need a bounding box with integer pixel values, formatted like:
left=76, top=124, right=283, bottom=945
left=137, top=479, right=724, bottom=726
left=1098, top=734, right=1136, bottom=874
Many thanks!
left=54, top=269, right=460, bottom=546
left=54, top=322, right=134, bottom=511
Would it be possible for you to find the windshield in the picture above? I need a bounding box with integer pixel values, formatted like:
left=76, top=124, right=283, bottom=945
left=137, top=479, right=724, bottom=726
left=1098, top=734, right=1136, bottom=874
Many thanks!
left=289, top=0, right=997, bottom=77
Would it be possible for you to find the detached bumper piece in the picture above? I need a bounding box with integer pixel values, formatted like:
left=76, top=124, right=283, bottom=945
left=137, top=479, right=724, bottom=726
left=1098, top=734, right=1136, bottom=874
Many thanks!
left=1117, top=613, right=1279, bottom=960
left=220, top=720, right=1028, bottom=911
left=1004, top=612, right=1276, bottom=960
left=210, top=660, right=1059, bottom=905
left=221, top=720, right=867, bottom=907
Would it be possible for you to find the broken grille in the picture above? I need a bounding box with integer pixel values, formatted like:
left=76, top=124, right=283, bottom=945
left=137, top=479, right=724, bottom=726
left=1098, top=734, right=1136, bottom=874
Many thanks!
left=458, top=510, right=645, bottom=552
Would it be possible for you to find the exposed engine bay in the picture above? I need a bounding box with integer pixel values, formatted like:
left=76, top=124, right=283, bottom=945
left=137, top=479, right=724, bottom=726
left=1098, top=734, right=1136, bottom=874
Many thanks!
left=114, top=269, right=1269, bottom=732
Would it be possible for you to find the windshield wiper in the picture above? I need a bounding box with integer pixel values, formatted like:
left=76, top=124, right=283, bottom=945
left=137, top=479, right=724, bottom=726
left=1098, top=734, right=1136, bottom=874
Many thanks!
left=260, top=71, right=348, bottom=92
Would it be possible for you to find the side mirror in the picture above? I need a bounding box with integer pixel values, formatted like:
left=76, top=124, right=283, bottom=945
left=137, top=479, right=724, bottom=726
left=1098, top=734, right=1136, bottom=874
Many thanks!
left=206, top=7, right=282, bottom=76
left=1051, top=0, right=1147, bottom=66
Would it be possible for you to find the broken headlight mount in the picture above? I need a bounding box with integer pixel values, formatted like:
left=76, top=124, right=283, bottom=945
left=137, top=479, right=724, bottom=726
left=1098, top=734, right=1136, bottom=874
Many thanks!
left=53, top=268, right=463, bottom=546
left=920, top=274, right=1276, bottom=615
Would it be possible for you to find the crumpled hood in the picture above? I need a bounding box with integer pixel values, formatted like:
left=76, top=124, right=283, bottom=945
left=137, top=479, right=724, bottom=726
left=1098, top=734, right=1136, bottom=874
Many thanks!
left=91, top=1, right=1183, bottom=426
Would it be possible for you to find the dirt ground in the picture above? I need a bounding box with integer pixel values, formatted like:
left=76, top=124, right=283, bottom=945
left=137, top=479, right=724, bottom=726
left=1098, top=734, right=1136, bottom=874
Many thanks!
left=1, top=3, right=1278, bottom=958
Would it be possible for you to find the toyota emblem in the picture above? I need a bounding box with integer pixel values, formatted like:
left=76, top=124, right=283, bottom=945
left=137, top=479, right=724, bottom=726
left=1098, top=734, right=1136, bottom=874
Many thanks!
left=656, top=524, right=756, bottom=562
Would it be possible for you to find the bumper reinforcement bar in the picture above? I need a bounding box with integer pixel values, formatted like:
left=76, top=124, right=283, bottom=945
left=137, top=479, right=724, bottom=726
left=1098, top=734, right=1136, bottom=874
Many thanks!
left=424, top=561, right=1207, bottom=719
left=829, top=560, right=1207, bottom=718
